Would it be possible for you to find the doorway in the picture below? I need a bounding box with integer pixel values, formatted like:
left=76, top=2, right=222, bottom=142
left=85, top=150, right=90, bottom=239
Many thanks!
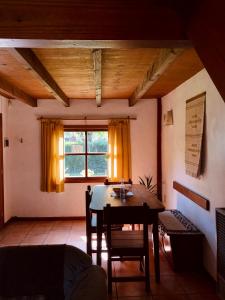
left=0, top=114, right=4, bottom=227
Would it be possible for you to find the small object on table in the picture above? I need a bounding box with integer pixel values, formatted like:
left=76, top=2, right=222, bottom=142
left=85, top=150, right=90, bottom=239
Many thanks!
left=112, top=187, right=129, bottom=198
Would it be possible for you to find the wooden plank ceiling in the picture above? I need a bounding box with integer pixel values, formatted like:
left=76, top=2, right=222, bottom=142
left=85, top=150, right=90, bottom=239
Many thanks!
left=0, top=47, right=203, bottom=107
left=0, top=0, right=224, bottom=103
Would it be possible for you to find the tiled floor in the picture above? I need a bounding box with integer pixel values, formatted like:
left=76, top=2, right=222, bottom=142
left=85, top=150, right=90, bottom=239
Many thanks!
left=0, top=219, right=220, bottom=300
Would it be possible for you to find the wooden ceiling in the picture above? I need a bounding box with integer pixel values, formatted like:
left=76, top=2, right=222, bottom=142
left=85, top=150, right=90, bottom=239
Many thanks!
left=0, top=47, right=203, bottom=107
left=0, top=0, right=223, bottom=104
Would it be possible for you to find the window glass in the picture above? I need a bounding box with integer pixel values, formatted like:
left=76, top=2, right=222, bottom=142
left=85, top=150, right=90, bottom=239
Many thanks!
left=87, top=155, right=108, bottom=177
left=87, top=131, right=108, bottom=153
left=65, top=155, right=85, bottom=177
left=64, top=132, right=85, bottom=153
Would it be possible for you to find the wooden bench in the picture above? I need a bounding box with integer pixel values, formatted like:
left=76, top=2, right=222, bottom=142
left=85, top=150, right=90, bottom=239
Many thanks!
left=158, top=210, right=204, bottom=271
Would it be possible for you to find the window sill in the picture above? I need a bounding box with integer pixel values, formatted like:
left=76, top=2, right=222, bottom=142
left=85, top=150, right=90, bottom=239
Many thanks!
left=65, top=177, right=106, bottom=183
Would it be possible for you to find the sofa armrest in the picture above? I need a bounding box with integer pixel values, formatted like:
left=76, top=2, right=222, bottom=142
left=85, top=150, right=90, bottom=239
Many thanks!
left=66, top=265, right=107, bottom=300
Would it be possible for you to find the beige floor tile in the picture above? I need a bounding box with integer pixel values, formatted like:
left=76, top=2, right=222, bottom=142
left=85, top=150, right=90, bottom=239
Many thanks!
left=150, top=275, right=185, bottom=296
left=67, top=239, right=86, bottom=252
left=117, top=297, right=152, bottom=300
left=179, top=272, right=217, bottom=294
left=116, top=282, right=150, bottom=298
left=20, top=233, right=48, bottom=245
left=187, top=293, right=220, bottom=300
left=152, top=295, right=189, bottom=300
left=0, top=232, right=27, bottom=245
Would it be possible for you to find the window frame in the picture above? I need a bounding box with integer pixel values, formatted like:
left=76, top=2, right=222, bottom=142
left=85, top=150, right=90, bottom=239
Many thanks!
left=64, top=125, right=108, bottom=183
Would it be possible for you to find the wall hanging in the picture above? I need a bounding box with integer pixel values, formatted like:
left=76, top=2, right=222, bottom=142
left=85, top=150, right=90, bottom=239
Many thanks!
left=185, top=92, right=206, bottom=178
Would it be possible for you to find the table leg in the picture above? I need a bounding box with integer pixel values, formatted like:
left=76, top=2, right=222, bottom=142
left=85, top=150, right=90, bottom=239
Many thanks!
left=153, top=214, right=160, bottom=282
left=96, top=211, right=103, bottom=266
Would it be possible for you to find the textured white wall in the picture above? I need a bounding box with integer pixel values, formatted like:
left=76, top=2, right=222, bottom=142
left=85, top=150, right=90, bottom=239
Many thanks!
left=6, top=98, right=157, bottom=219
left=161, top=69, right=225, bottom=278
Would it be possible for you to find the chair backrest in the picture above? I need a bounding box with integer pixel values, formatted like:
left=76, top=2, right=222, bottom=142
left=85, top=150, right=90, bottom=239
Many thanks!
left=104, top=203, right=149, bottom=251
left=104, top=202, right=148, bottom=225
left=104, top=178, right=133, bottom=185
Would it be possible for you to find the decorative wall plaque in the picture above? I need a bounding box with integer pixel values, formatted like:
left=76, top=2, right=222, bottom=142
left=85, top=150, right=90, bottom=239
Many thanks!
left=185, top=92, right=206, bottom=178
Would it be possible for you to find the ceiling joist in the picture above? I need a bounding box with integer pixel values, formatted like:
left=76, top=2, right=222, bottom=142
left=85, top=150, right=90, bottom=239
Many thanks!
left=92, top=49, right=102, bottom=107
left=9, top=48, right=70, bottom=107
left=0, top=1, right=190, bottom=41
left=0, top=76, right=37, bottom=107
left=129, top=48, right=184, bottom=106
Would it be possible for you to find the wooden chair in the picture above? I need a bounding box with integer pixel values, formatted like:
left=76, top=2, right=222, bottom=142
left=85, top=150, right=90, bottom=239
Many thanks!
left=104, top=203, right=150, bottom=293
left=85, top=186, right=122, bottom=258
left=86, top=186, right=97, bottom=257
left=104, top=178, right=135, bottom=230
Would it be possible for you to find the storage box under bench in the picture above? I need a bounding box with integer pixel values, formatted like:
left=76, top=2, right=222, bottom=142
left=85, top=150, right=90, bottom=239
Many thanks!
left=158, top=210, right=204, bottom=271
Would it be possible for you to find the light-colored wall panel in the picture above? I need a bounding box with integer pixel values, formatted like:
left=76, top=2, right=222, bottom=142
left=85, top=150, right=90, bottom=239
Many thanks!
left=162, top=69, right=225, bottom=279
left=6, top=99, right=157, bottom=219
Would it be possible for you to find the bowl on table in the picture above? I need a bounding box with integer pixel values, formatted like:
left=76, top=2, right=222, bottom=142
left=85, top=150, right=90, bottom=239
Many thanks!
left=112, top=187, right=130, bottom=198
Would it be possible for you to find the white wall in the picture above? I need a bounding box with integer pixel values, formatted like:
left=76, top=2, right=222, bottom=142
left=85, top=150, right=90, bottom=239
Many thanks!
left=6, top=98, right=157, bottom=219
left=161, top=69, right=225, bottom=278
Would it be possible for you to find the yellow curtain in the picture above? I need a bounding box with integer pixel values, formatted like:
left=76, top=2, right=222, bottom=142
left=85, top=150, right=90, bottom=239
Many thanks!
left=41, top=119, right=64, bottom=192
left=108, top=119, right=131, bottom=182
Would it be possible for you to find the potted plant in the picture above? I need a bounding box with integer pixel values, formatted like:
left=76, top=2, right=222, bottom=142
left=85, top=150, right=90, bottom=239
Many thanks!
left=138, top=175, right=157, bottom=195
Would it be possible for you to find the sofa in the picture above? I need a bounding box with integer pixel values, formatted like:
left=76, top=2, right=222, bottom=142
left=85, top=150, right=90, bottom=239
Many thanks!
left=0, top=244, right=107, bottom=300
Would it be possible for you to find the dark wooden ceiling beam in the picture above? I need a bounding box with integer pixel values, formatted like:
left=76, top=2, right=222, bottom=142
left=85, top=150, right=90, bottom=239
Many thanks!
left=9, top=48, right=70, bottom=107
left=129, top=48, right=184, bottom=106
left=0, top=1, right=191, bottom=41
left=0, top=40, right=192, bottom=49
left=187, top=0, right=225, bottom=103
left=0, top=76, right=37, bottom=107
left=92, top=49, right=102, bottom=107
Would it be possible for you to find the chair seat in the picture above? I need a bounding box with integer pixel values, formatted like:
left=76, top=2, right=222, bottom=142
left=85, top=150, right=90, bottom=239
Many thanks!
left=110, top=230, right=144, bottom=248
left=91, top=214, right=123, bottom=231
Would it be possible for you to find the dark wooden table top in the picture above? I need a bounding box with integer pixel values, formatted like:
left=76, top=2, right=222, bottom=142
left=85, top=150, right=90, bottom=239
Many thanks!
left=90, top=184, right=165, bottom=212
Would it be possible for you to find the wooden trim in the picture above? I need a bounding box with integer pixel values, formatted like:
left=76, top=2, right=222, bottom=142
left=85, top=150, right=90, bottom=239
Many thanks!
left=38, top=116, right=136, bottom=121
left=129, top=48, right=184, bottom=106
left=7, top=216, right=85, bottom=222
left=64, top=125, right=108, bottom=131
left=186, top=92, right=206, bottom=104
left=0, top=75, right=37, bottom=107
left=65, top=153, right=107, bottom=156
left=0, top=40, right=192, bottom=49
left=92, top=49, right=102, bottom=107
left=157, top=98, right=162, bottom=201
left=0, top=2, right=192, bottom=41
left=0, top=115, right=4, bottom=228
left=9, top=48, right=70, bottom=107
left=65, top=177, right=106, bottom=183
left=85, top=129, right=88, bottom=177
left=173, top=181, right=210, bottom=211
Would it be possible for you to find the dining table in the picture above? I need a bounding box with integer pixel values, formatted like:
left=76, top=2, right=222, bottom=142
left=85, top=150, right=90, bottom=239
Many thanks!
left=89, top=183, right=165, bottom=282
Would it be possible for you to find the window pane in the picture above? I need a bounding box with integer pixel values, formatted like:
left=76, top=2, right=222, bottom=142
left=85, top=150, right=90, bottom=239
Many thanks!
left=64, top=132, right=85, bottom=153
left=87, top=155, right=108, bottom=177
left=87, top=131, right=108, bottom=153
left=65, top=155, right=85, bottom=177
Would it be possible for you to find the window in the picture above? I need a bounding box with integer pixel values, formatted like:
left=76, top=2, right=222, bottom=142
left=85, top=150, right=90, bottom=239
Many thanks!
left=64, top=125, right=108, bottom=183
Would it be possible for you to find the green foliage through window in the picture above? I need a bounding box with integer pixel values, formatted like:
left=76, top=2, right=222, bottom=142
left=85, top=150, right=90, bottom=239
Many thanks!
left=64, top=130, right=108, bottom=178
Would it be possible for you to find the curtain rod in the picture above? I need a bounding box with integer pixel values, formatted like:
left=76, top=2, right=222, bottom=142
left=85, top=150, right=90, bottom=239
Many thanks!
left=37, top=116, right=137, bottom=121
